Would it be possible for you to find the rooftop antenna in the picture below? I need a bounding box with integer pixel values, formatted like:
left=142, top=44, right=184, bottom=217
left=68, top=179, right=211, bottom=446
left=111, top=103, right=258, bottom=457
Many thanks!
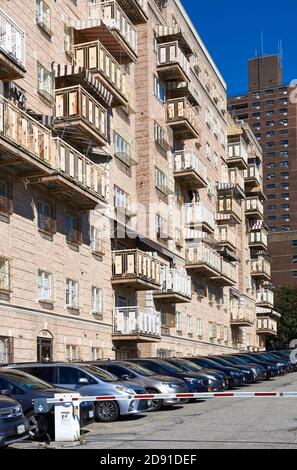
left=261, top=31, right=264, bottom=57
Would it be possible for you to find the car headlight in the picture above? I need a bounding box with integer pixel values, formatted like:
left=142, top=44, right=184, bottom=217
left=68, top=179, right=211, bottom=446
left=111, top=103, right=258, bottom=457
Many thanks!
left=115, top=386, right=135, bottom=395
left=165, top=383, right=181, bottom=389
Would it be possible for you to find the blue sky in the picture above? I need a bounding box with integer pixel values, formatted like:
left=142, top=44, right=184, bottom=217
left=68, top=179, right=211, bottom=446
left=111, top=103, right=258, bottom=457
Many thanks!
left=182, top=0, right=297, bottom=95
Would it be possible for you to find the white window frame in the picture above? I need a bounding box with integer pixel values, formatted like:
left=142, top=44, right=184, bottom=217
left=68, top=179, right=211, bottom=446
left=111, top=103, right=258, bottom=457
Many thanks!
left=91, top=286, right=103, bottom=315
left=66, top=279, right=79, bottom=309
left=38, top=270, right=52, bottom=302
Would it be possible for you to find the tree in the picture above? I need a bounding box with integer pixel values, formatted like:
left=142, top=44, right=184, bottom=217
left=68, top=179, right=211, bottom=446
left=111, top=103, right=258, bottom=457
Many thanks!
left=268, top=284, right=297, bottom=348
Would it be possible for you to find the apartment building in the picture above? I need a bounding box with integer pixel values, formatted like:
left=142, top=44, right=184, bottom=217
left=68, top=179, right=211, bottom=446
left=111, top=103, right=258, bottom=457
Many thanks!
left=228, top=55, right=297, bottom=287
left=0, top=0, right=277, bottom=364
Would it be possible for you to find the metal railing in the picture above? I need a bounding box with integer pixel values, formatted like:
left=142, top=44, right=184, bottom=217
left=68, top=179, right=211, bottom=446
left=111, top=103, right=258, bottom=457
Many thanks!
left=0, top=94, right=51, bottom=165
left=89, top=0, right=137, bottom=54
left=221, top=259, right=237, bottom=283
left=251, top=257, right=271, bottom=277
left=185, top=203, right=215, bottom=231
left=74, top=40, right=127, bottom=100
left=52, top=138, right=108, bottom=200
left=113, top=306, right=161, bottom=338
left=217, top=196, right=242, bottom=221
left=244, top=164, right=262, bottom=184
left=216, top=226, right=236, bottom=248
left=174, top=150, right=207, bottom=181
left=186, top=243, right=221, bottom=273
left=0, top=9, right=25, bottom=67
left=157, top=41, right=190, bottom=79
left=112, top=249, right=161, bottom=285
left=228, top=167, right=245, bottom=192
left=256, top=289, right=274, bottom=306
left=159, top=267, right=192, bottom=299
left=166, top=98, right=200, bottom=135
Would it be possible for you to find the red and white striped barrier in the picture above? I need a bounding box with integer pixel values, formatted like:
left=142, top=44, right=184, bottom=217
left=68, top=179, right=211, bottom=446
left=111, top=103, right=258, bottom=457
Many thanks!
left=43, top=391, right=297, bottom=404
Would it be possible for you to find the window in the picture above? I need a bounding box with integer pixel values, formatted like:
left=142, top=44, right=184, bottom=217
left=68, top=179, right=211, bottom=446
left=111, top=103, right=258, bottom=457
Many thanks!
left=0, top=180, right=12, bottom=215
left=266, top=184, right=276, bottom=189
left=266, top=121, right=274, bottom=127
left=65, top=214, right=82, bottom=245
left=281, top=214, right=290, bottom=221
left=265, top=99, right=274, bottom=105
left=280, top=172, right=289, bottom=178
left=267, top=216, right=276, bottom=221
left=266, top=152, right=275, bottom=158
left=187, top=315, right=193, bottom=335
left=266, top=173, right=275, bottom=179
left=91, top=226, right=105, bottom=256
left=252, top=102, right=261, bottom=109
left=280, top=182, right=289, bottom=188
left=224, top=327, right=228, bottom=343
left=266, top=131, right=275, bottom=137
left=279, top=87, right=287, bottom=94
left=0, top=337, right=14, bottom=365
left=114, top=186, right=131, bottom=213
left=293, top=256, right=297, bottom=264
left=155, top=213, right=168, bottom=239
left=155, top=167, right=171, bottom=195
left=197, top=318, right=202, bottom=337
left=279, top=119, right=288, bottom=126
left=36, top=0, right=51, bottom=36
left=265, top=89, right=274, bottom=95
left=267, top=194, right=276, bottom=200
left=66, top=279, right=79, bottom=310
left=64, top=23, right=74, bottom=56
left=269, top=226, right=277, bottom=232
left=252, top=123, right=260, bottom=129
left=293, top=240, right=297, bottom=247
left=266, top=142, right=275, bottom=147
left=37, top=62, right=53, bottom=101
left=281, top=193, right=289, bottom=200
left=113, top=132, right=133, bottom=166
left=154, top=76, right=166, bottom=103
left=279, top=129, right=288, bottom=136
left=266, top=163, right=276, bottom=169
left=280, top=150, right=289, bottom=157
left=92, top=348, right=102, bottom=361
left=0, top=258, right=10, bottom=292
left=281, top=203, right=290, bottom=210
left=279, top=108, right=288, bottom=115
left=38, top=270, right=52, bottom=303
left=154, top=122, right=169, bottom=152
left=37, top=201, right=56, bottom=234
left=267, top=205, right=276, bottom=210
left=280, top=140, right=289, bottom=147
left=265, top=110, right=274, bottom=116
left=282, top=225, right=290, bottom=232
left=91, top=287, right=103, bottom=316
left=176, top=312, right=182, bottom=332
left=252, top=112, right=260, bottom=119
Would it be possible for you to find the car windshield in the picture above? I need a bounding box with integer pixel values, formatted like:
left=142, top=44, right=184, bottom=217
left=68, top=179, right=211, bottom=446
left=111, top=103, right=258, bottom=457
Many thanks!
left=0, top=370, right=51, bottom=390
left=212, top=357, right=233, bottom=366
left=170, top=359, right=202, bottom=371
left=198, top=358, right=222, bottom=367
left=81, top=365, right=118, bottom=382
left=154, top=360, right=184, bottom=373
left=121, top=363, right=156, bottom=377
left=227, top=356, right=249, bottom=365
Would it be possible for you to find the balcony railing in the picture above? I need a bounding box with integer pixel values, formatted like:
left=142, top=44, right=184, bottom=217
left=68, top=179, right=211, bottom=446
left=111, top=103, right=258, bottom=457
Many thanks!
left=154, top=267, right=192, bottom=302
left=74, top=41, right=127, bottom=105
left=112, top=249, right=161, bottom=289
left=257, top=317, right=278, bottom=336
left=186, top=243, right=221, bottom=274
left=217, top=195, right=242, bottom=223
left=256, top=289, right=274, bottom=307
left=185, top=203, right=215, bottom=233
left=0, top=9, right=25, bottom=79
left=251, top=256, right=271, bottom=279
left=174, top=150, right=207, bottom=189
left=244, top=164, right=262, bottom=187
left=0, top=94, right=51, bottom=167
left=157, top=42, right=190, bottom=82
left=227, top=137, right=248, bottom=168
left=113, top=0, right=148, bottom=23
left=89, top=0, right=137, bottom=57
left=216, top=225, right=236, bottom=249
left=246, top=197, right=264, bottom=217
left=113, top=307, right=161, bottom=339
left=221, top=259, right=237, bottom=284
left=166, top=98, right=200, bottom=140
left=228, top=167, right=245, bottom=193
left=249, top=230, right=268, bottom=249
left=52, top=137, right=108, bottom=201
left=230, top=310, right=254, bottom=326
left=54, top=85, right=108, bottom=148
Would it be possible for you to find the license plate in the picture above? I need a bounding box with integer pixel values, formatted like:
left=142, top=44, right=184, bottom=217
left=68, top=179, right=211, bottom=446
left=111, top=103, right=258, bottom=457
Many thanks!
left=89, top=411, right=94, bottom=418
left=17, top=425, right=25, bottom=435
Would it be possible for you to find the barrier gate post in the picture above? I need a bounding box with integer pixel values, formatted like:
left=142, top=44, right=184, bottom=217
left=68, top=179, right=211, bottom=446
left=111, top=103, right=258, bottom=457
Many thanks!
left=54, top=394, right=80, bottom=443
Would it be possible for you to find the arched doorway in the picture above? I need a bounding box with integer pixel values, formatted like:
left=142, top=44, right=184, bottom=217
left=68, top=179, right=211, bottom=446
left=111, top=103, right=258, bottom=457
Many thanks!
left=37, top=330, right=53, bottom=362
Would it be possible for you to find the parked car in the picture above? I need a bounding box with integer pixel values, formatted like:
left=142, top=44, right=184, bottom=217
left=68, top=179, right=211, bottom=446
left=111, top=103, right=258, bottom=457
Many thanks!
left=262, top=352, right=293, bottom=372
left=235, top=353, right=279, bottom=377
left=0, top=368, right=94, bottom=440
left=186, top=357, right=246, bottom=388
left=7, top=363, right=151, bottom=423
left=248, top=353, right=289, bottom=375
left=164, top=358, right=229, bottom=391
left=222, top=354, right=273, bottom=380
left=128, top=358, right=211, bottom=393
left=272, top=350, right=297, bottom=370
left=91, top=361, right=188, bottom=411
left=0, top=394, right=29, bottom=448
left=212, top=356, right=265, bottom=383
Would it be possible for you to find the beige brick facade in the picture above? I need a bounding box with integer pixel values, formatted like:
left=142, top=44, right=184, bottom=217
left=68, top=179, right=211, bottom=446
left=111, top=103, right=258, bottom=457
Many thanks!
left=0, top=0, right=276, bottom=364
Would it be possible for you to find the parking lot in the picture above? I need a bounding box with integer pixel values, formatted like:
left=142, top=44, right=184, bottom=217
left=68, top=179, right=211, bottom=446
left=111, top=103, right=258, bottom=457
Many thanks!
left=10, top=372, right=297, bottom=450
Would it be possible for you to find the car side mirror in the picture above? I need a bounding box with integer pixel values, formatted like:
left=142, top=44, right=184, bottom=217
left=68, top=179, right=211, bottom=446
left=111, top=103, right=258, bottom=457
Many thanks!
left=78, top=378, right=89, bottom=385
left=0, top=389, right=12, bottom=397
left=121, top=374, right=130, bottom=381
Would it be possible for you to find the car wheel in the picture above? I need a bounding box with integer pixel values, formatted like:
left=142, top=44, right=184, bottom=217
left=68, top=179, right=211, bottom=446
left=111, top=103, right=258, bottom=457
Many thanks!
left=146, top=389, right=162, bottom=412
left=26, top=410, right=51, bottom=440
left=95, top=401, right=119, bottom=422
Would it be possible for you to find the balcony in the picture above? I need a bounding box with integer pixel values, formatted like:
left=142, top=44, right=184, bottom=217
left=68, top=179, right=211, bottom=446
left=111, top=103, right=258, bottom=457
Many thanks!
left=256, top=289, right=274, bottom=308
left=0, top=95, right=53, bottom=178
left=185, top=203, right=215, bottom=233
left=246, top=197, right=264, bottom=219
left=244, top=165, right=262, bottom=193
left=157, top=42, right=190, bottom=83
left=216, top=194, right=242, bottom=224
left=174, top=150, right=207, bottom=189
left=54, top=85, right=108, bottom=150
left=0, top=10, right=26, bottom=80
left=115, top=0, right=148, bottom=24
left=166, top=98, right=200, bottom=140
left=88, top=0, right=137, bottom=64
left=113, top=307, right=161, bottom=342
left=213, top=259, right=237, bottom=287
left=154, top=268, right=192, bottom=303
left=257, top=317, right=278, bottom=336
left=251, top=256, right=271, bottom=281
left=228, top=167, right=245, bottom=195
left=74, top=41, right=127, bottom=107
left=155, top=24, right=193, bottom=57
left=249, top=229, right=268, bottom=250
left=38, top=138, right=108, bottom=210
left=230, top=310, right=254, bottom=327
left=227, top=137, right=248, bottom=169
left=216, top=225, right=236, bottom=251
left=112, top=249, right=161, bottom=290
left=185, top=243, right=221, bottom=277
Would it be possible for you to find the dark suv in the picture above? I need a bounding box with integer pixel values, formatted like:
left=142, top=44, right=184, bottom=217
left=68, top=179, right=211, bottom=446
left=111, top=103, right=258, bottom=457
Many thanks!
left=0, top=394, right=28, bottom=447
